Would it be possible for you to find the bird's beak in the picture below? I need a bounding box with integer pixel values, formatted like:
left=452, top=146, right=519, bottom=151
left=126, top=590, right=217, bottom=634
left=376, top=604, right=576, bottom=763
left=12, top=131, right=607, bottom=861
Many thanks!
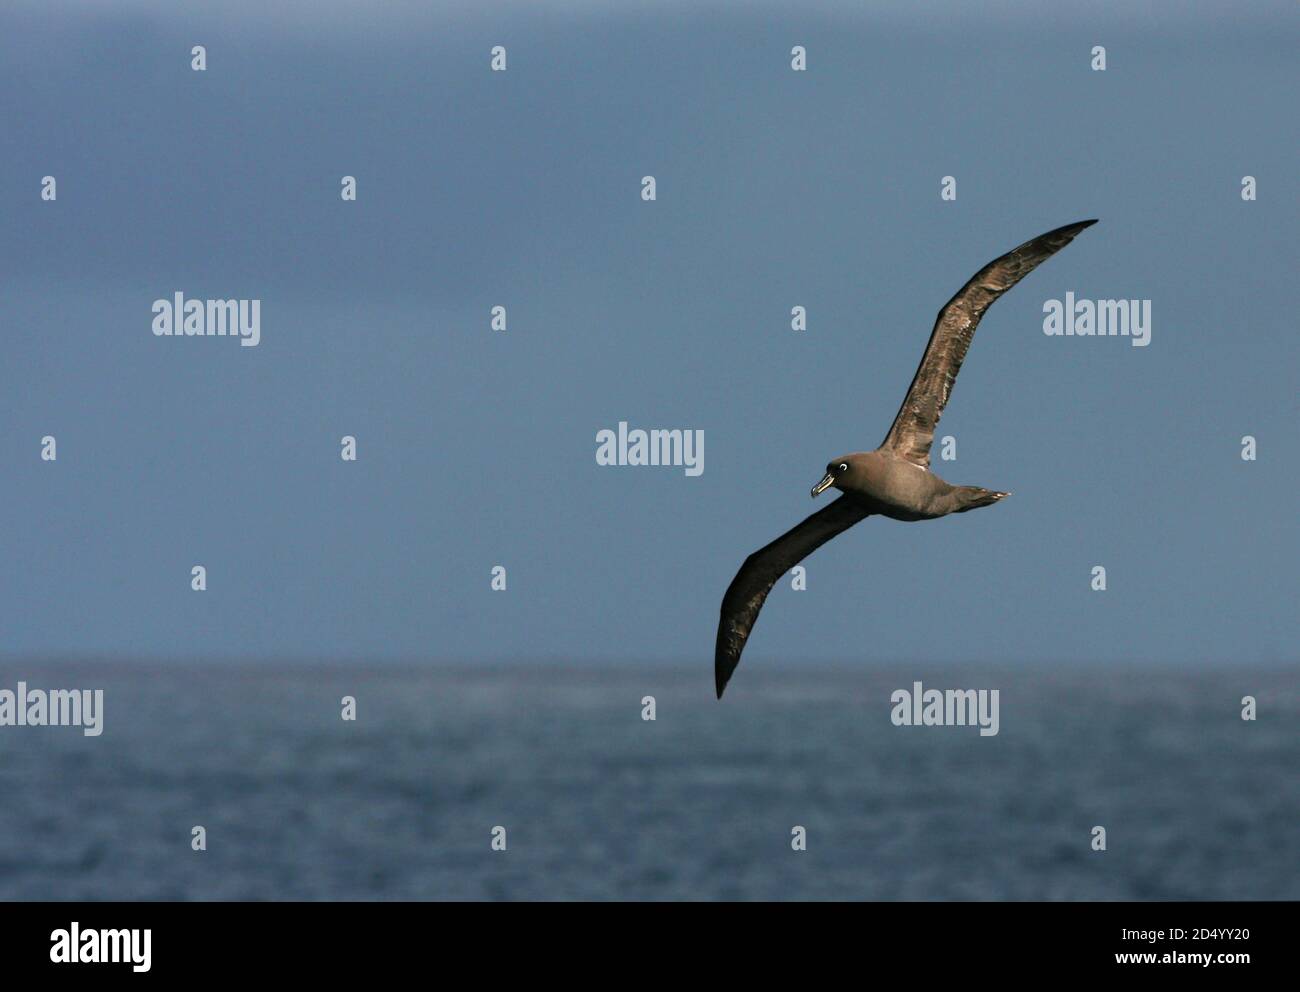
left=811, top=473, right=835, bottom=498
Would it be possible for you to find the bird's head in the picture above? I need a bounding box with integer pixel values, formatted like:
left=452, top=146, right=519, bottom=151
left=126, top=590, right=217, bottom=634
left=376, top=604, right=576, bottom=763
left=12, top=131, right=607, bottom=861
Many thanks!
left=811, top=453, right=872, bottom=498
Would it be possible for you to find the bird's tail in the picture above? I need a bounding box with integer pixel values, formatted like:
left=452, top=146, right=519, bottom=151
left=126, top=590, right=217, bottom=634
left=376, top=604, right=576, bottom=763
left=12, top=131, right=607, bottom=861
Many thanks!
left=952, top=487, right=1011, bottom=513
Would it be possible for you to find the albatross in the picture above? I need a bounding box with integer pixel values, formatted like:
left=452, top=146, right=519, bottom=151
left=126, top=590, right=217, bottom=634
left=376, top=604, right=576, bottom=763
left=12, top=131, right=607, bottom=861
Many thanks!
left=714, top=219, right=1097, bottom=699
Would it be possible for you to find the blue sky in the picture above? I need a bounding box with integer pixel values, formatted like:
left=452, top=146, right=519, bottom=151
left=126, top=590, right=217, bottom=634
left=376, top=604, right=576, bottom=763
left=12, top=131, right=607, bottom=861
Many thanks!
left=2, top=1, right=1295, bottom=666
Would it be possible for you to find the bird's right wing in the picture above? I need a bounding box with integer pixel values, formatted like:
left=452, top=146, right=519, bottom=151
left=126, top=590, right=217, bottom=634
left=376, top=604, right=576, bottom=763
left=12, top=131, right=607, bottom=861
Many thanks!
left=715, top=495, right=873, bottom=698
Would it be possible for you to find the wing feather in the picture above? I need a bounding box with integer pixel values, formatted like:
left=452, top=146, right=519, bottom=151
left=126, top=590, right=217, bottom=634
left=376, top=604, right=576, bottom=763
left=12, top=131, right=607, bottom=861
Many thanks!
left=715, top=496, right=873, bottom=698
left=881, top=219, right=1097, bottom=467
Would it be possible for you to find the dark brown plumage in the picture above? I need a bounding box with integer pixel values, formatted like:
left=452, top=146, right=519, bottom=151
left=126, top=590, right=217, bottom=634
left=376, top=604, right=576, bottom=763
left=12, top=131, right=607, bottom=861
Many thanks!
left=715, top=220, right=1097, bottom=699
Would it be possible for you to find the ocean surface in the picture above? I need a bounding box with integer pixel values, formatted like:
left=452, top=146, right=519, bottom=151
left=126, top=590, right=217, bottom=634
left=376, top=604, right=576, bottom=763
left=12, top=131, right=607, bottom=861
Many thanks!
left=0, top=662, right=1295, bottom=901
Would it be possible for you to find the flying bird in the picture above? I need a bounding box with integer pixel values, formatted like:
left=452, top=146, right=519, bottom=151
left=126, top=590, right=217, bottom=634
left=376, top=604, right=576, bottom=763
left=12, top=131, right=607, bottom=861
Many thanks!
left=714, top=219, right=1097, bottom=699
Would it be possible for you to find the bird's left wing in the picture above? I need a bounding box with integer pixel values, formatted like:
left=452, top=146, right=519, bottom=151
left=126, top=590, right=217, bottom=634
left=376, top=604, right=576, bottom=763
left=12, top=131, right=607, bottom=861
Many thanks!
left=881, top=219, right=1097, bottom=467
left=715, top=495, right=873, bottom=698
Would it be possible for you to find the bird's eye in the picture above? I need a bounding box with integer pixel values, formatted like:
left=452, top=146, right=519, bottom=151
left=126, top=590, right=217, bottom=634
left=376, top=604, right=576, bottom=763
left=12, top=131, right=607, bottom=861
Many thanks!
left=838, top=463, right=848, bottom=473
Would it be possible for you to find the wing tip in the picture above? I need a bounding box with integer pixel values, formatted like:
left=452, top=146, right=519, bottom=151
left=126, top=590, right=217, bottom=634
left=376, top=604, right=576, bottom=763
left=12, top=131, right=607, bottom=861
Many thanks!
left=1027, top=218, right=1097, bottom=255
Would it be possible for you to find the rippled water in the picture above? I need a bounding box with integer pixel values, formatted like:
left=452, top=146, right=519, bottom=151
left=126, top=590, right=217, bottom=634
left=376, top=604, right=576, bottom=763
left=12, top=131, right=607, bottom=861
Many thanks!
left=0, top=662, right=1295, bottom=900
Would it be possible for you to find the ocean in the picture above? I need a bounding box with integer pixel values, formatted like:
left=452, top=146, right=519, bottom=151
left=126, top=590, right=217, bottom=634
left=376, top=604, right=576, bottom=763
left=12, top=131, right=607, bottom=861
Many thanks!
left=0, top=662, right=1295, bottom=900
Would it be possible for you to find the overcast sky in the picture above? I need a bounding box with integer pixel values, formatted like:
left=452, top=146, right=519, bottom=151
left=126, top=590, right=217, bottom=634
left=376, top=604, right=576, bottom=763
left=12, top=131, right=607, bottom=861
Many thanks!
left=2, top=1, right=1295, bottom=667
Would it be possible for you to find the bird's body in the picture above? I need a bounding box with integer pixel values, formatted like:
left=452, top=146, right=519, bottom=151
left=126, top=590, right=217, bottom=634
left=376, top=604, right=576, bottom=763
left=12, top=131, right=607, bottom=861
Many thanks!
left=816, top=449, right=1007, bottom=522
left=714, top=219, right=1097, bottom=699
